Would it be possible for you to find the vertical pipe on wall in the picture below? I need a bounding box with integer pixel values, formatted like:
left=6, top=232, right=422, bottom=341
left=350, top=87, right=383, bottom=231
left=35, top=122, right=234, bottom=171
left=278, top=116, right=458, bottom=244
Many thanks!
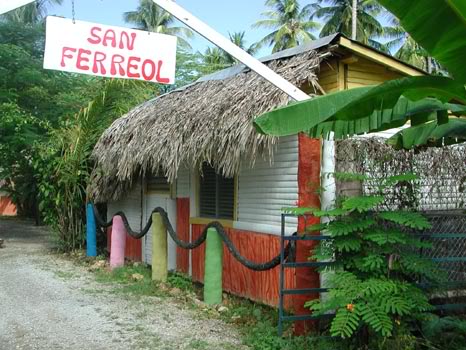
left=321, top=137, right=336, bottom=212
left=110, top=215, right=126, bottom=269
left=152, top=212, right=168, bottom=282
left=86, top=203, right=97, bottom=257
left=320, top=137, right=336, bottom=301
left=203, top=227, right=223, bottom=305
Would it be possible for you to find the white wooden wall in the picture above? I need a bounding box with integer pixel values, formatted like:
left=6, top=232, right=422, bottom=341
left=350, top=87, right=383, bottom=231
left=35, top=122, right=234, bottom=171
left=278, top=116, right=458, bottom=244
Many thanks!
left=107, top=181, right=142, bottom=231
left=142, top=191, right=177, bottom=270
left=176, top=165, right=191, bottom=198
left=236, top=135, right=299, bottom=234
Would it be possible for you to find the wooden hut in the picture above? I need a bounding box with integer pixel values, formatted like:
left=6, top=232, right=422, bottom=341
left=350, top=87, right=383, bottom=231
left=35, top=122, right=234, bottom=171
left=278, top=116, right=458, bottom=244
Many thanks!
left=89, top=33, right=425, bottom=312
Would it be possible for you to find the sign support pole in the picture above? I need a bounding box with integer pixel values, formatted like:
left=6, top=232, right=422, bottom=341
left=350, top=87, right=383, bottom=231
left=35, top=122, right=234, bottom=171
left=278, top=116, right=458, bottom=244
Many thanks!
left=152, top=0, right=309, bottom=102
left=0, top=0, right=36, bottom=15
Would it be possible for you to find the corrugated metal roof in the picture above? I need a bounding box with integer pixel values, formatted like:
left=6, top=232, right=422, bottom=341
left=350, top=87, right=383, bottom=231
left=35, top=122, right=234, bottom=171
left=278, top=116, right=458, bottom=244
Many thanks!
left=198, top=33, right=340, bottom=82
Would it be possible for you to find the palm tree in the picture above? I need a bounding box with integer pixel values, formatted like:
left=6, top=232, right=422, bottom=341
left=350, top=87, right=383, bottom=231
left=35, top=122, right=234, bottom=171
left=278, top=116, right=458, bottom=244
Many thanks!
left=1, top=0, right=62, bottom=23
left=311, top=0, right=385, bottom=50
left=123, top=0, right=193, bottom=49
left=198, top=31, right=259, bottom=73
left=351, top=0, right=358, bottom=39
left=224, top=31, right=258, bottom=64
left=384, top=17, right=439, bottom=73
left=253, top=0, right=320, bottom=53
left=201, top=47, right=229, bottom=71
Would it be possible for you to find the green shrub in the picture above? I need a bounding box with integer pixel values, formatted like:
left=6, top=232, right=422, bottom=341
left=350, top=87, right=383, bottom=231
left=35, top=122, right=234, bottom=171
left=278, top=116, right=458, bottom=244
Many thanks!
left=286, top=174, right=444, bottom=343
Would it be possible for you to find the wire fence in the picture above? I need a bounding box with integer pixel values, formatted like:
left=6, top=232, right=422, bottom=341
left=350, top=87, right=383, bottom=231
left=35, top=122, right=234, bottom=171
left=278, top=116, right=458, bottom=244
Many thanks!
left=421, top=212, right=466, bottom=285
left=334, top=138, right=466, bottom=288
left=335, top=138, right=466, bottom=211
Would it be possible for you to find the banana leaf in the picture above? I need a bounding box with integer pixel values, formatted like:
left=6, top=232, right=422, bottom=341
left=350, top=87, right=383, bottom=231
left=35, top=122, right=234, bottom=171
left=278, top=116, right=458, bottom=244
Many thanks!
left=254, top=86, right=371, bottom=136
left=387, top=118, right=466, bottom=149
left=254, top=77, right=466, bottom=137
left=378, top=0, right=466, bottom=82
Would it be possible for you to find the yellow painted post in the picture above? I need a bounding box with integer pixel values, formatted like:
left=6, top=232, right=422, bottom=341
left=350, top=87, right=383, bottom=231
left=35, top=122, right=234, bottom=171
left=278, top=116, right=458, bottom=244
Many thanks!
left=151, top=212, right=168, bottom=282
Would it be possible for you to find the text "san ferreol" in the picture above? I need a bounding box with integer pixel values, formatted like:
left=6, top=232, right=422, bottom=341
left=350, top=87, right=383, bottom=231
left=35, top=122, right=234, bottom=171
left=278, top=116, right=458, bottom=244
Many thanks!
left=43, top=16, right=177, bottom=84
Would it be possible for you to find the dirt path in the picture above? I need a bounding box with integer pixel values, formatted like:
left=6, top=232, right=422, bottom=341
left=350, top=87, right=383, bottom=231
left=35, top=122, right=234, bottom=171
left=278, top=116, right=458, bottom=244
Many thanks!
left=0, top=218, right=245, bottom=350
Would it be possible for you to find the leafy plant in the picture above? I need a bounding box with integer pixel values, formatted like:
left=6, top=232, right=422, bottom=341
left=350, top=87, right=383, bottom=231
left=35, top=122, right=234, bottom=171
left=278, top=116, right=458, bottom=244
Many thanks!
left=253, top=0, right=466, bottom=149
left=297, top=174, right=442, bottom=341
left=34, top=79, right=156, bottom=251
left=421, top=314, right=466, bottom=350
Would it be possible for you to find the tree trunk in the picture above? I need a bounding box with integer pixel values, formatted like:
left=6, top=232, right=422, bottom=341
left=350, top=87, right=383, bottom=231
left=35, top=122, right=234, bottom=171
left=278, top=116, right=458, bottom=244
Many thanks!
left=426, top=56, right=433, bottom=74
left=351, top=0, right=358, bottom=40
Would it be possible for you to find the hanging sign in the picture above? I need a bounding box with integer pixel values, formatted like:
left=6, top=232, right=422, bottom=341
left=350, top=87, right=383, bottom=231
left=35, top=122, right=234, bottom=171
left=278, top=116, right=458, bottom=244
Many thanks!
left=0, top=0, right=35, bottom=15
left=43, top=16, right=177, bottom=84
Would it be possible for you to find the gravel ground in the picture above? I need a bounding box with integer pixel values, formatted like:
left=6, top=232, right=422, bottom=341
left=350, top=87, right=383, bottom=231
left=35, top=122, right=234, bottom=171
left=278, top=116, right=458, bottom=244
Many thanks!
left=0, top=218, right=245, bottom=350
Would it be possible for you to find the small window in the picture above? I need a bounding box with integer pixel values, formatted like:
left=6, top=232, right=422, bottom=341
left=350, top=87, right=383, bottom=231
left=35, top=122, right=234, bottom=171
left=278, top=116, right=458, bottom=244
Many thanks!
left=199, top=164, right=234, bottom=220
left=147, top=174, right=170, bottom=193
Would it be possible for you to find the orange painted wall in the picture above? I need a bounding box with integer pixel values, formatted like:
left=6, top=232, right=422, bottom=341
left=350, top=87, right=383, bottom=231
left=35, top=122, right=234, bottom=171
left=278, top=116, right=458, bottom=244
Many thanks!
left=295, top=133, right=321, bottom=333
left=176, top=198, right=190, bottom=274
left=106, top=225, right=142, bottom=261
left=0, top=196, right=17, bottom=216
left=191, top=224, right=295, bottom=308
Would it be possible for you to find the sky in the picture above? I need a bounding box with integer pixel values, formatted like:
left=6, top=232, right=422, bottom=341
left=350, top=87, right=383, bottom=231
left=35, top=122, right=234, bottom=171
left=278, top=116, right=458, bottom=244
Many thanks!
left=48, top=0, right=277, bottom=57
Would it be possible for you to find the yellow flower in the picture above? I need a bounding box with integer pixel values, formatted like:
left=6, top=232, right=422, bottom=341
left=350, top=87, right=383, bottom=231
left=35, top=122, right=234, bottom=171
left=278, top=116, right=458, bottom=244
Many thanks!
left=346, top=304, right=354, bottom=312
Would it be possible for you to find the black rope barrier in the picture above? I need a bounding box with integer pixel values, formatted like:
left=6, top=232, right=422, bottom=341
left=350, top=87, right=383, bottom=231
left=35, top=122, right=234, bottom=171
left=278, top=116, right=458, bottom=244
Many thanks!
left=92, top=204, right=295, bottom=271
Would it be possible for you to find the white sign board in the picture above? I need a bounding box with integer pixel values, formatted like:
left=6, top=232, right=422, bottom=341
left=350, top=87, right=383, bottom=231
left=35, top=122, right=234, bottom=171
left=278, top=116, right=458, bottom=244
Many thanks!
left=0, top=0, right=35, bottom=15
left=44, top=16, right=177, bottom=84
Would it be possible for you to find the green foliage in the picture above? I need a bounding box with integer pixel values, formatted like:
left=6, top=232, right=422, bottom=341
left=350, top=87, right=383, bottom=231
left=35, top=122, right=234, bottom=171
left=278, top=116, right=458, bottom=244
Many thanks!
left=379, top=211, right=431, bottom=230
left=254, top=77, right=466, bottom=143
left=0, top=0, right=62, bottom=24
left=252, top=0, right=319, bottom=53
left=0, top=19, right=159, bottom=249
left=311, top=0, right=385, bottom=49
left=253, top=0, right=466, bottom=149
left=379, top=0, right=466, bottom=82
left=34, top=79, right=155, bottom=251
left=306, top=174, right=442, bottom=343
left=421, top=315, right=466, bottom=350
left=342, top=195, right=384, bottom=212
left=388, top=118, right=466, bottom=149
left=123, top=0, right=194, bottom=49
left=0, top=103, right=46, bottom=216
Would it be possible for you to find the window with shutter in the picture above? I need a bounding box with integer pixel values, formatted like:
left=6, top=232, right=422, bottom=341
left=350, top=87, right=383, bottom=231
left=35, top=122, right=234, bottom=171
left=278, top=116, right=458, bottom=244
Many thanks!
left=199, top=164, right=235, bottom=220
left=147, top=174, right=170, bottom=193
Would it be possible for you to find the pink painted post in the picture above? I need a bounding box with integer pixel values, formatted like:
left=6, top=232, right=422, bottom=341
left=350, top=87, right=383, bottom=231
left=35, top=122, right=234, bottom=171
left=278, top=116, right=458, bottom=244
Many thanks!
left=110, top=215, right=126, bottom=269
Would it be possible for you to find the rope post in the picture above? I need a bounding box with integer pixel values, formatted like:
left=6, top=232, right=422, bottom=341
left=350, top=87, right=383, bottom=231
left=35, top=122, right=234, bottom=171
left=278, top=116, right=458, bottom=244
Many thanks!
left=110, top=215, right=126, bottom=269
left=152, top=212, right=168, bottom=282
left=86, top=203, right=97, bottom=257
left=203, top=227, right=223, bottom=305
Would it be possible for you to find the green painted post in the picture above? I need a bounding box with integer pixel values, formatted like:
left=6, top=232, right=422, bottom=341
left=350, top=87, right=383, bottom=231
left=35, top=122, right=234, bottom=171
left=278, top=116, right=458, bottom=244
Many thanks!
left=152, top=212, right=168, bottom=282
left=203, top=227, right=223, bottom=305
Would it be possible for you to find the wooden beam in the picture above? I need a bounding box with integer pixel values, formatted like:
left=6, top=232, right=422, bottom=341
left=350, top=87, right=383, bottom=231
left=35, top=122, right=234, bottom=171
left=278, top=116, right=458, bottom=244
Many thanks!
left=0, top=0, right=35, bottom=15
left=152, top=0, right=309, bottom=102
left=338, top=36, right=425, bottom=77
left=341, top=55, right=359, bottom=65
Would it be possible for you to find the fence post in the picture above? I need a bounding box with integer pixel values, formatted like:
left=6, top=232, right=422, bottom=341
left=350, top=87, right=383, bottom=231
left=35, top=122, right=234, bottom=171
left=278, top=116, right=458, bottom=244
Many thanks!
left=152, top=212, right=168, bottom=282
left=203, top=227, right=223, bottom=305
left=86, top=203, right=97, bottom=257
left=110, top=215, right=126, bottom=269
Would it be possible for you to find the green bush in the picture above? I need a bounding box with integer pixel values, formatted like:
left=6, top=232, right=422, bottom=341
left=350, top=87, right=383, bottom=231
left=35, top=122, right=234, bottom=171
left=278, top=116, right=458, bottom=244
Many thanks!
left=286, top=174, right=444, bottom=344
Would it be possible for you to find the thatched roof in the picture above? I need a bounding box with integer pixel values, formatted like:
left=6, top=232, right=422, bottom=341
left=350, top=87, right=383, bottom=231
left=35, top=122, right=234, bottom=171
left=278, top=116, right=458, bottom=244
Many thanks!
left=89, top=37, right=334, bottom=202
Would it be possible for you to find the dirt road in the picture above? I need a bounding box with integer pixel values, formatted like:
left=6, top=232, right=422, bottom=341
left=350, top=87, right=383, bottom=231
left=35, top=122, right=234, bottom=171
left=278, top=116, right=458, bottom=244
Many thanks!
left=0, top=218, right=244, bottom=350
